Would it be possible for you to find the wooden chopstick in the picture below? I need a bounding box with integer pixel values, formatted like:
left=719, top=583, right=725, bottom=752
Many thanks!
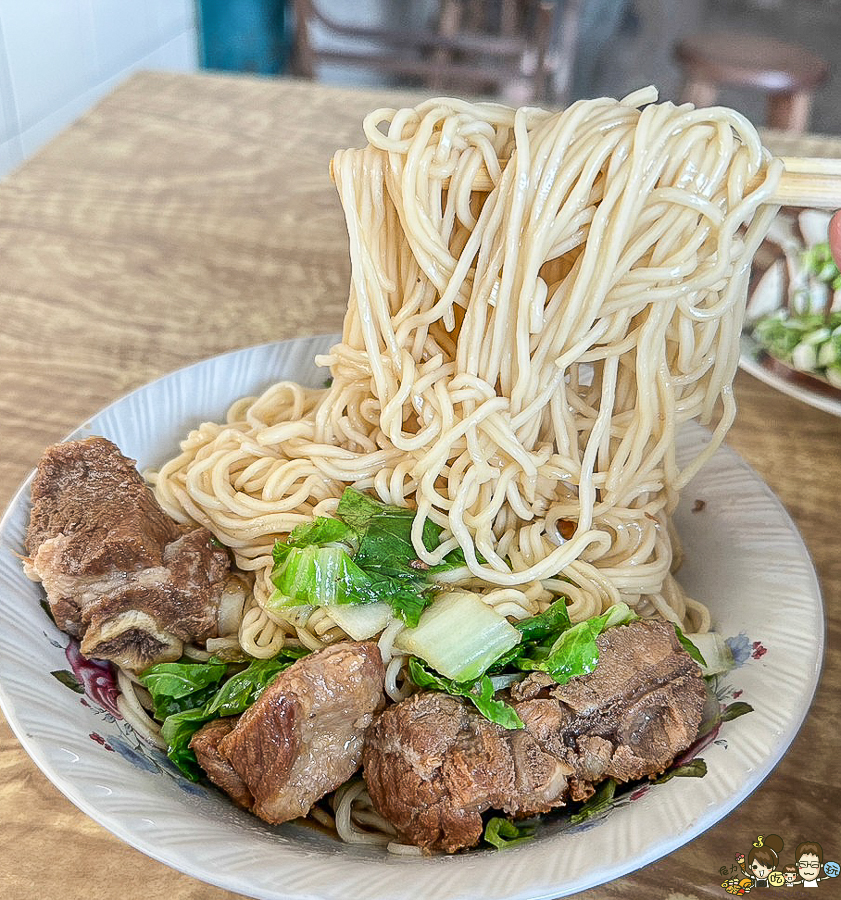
left=767, top=157, right=841, bottom=208
left=329, top=156, right=841, bottom=208
left=463, top=156, right=841, bottom=208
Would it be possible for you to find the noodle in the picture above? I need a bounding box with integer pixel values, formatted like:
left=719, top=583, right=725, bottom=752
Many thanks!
left=139, top=89, right=782, bottom=849
left=150, top=89, right=780, bottom=661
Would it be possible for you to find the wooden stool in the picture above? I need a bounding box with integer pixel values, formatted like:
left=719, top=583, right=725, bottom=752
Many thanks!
left=674, top=32, right=829, bottom=133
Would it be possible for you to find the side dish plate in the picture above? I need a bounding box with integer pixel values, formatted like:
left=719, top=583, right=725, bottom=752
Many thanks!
left=0, top=335, right=824, bottom=900
left=740, top=331, right=841, bottom=418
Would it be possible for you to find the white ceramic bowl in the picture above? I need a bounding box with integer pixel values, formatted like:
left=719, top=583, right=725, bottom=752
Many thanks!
left=0, top=335, right=823, bottom=899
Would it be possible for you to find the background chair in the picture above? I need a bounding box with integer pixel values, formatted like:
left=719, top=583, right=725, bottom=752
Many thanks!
left=290, top=0, right=582, bottom=105
left=674, top=31, right=830, bottom=133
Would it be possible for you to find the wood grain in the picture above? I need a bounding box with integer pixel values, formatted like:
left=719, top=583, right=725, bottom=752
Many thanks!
left=1, top=71, right=839, bottom=900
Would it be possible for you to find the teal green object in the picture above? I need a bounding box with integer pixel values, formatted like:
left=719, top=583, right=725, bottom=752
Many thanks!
left=198, top=0, right=290, bottom=75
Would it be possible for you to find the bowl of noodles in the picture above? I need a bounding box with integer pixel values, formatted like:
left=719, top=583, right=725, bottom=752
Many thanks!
left=0, top=91, right=825, bottom=897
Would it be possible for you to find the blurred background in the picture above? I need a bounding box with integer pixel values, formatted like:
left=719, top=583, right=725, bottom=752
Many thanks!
left=0, top=0, right=838, bottom=181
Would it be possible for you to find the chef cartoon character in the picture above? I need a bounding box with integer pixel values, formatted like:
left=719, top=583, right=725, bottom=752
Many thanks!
left=736, top=834, right=784, bottom=888
left=795, top=842, right=824, bottom=888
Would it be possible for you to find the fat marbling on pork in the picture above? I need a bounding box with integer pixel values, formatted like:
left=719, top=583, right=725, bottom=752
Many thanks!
left=25, top=436, right=231, bottom=670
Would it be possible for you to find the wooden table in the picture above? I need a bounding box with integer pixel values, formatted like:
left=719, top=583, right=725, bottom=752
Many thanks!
left=0, top=71, right=838, bottom=900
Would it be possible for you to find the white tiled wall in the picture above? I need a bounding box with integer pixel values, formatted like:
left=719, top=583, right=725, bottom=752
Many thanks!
left=0, top=0, right=198, bottom=180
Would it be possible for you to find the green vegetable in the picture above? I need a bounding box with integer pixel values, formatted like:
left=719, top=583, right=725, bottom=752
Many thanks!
left=672, top=624, right=707, bottom=668
left=752, top=307, right=841, bottom=386
left=139, top=658, right=227, bottom=720
left=529, top=621, right=602, bottom=682
left=322, top=601, right=393, bottom=640
left=205, top=654, right=307, bottom=717
left=801, top=241, right=841, bottom=289
left=270, top=545, right=377, bottom=605
left=139, top=658, right=228, bottom=699
left=408, top=658, right=523, bottom=730
left=514, top=596, right=572, bottom=644
left=516, top=602, right=638, bottom=684
left=395, top=590, right=521, bottom=682
left=338, top=489, right=438, bottom=569
left=149, top=682, right=222, bottom=721
left=568, top=758, right=709, bottom=826
left=488, top=597, right=572, bottom=672
left=679, top=629, right=738, bottom=677
left=482, top=816, right=538, bottom=849
left=569, top=777, right=618, bottom=825
left=269, top=543, right=432, bottom=626
left=280, top=516, right=356, bottom=555
left=337, top=488, right=472, bottom=580
left=792, top=341, right=818, bottom=372
left=160, top=707, right=212, bottom=780
left=818, top=339, right=838, bottom=367
left=269, top=488, right=471, bottom=627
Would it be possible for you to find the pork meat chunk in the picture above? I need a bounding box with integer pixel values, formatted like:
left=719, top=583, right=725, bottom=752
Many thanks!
left=24, top=437, right=230, bottom=670
left=189, top=717, right=254, bottom=810
left=544, top=618, right=708, bottom=791
left=358, top=692, right=517, bottom=853
left=363, top=619, right=706, bottom=852
left=218, top=641, right=386, bottom=824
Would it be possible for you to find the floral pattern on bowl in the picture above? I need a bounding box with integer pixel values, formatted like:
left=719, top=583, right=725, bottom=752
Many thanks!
left=46, top=628, right=205, bottom=795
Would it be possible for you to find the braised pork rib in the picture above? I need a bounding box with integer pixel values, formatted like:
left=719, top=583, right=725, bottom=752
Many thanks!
left=363, top=620, right=706, bottom=852
left=25, top=437, right=230, bottom=670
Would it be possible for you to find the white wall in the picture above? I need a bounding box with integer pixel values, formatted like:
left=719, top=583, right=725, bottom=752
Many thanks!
left=0, top=0, right=198, bottom=180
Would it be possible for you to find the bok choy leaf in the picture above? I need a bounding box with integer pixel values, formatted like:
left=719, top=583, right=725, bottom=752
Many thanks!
left=138, top=658, right=227, bottom=720
left=204, top=653, right=308, bottom=717
left=514, top=602, right=638, bottom=684
left=160, top=706, right=213, bottom=780
left=394, top=590, right=521, bottom=682
left=482, top=816, right=538, bottom=849
left=408, top=658, right=524, bottom=730
left=672, top=623, right=707, bottom=668
left=270, top=545, right=378, bottom=605
left=269, top=488, right=470, bottom=627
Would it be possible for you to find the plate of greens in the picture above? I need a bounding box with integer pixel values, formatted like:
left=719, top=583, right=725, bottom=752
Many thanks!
left=741, top=209, right=841, bottom=416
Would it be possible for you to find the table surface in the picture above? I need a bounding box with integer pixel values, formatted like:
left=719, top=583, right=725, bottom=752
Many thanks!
left=0, top=71, right=839, bottom=900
